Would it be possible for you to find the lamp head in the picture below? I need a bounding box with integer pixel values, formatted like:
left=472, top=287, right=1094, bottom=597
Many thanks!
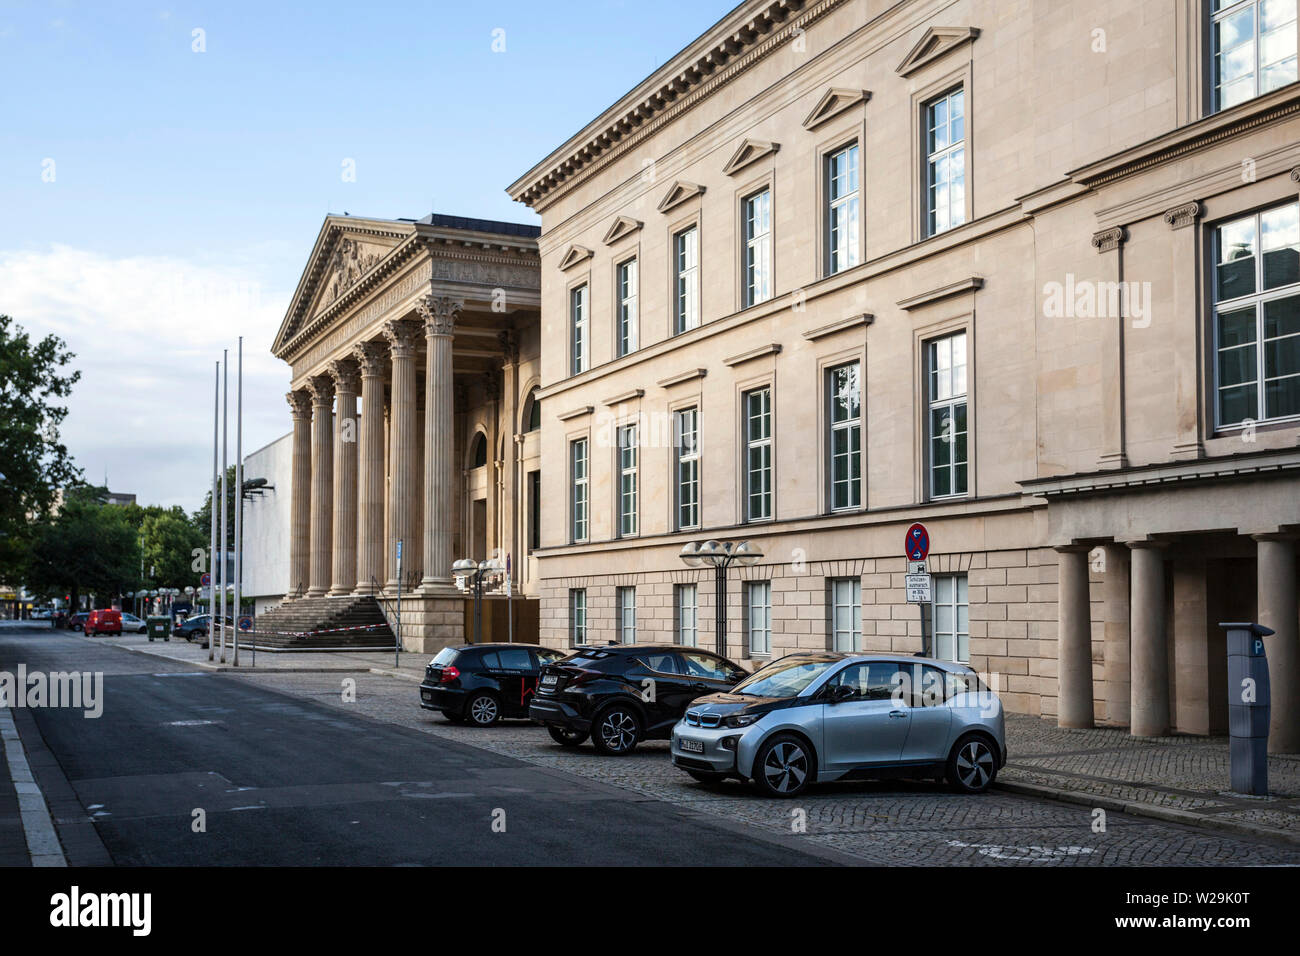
left=733, top=540, right=764, bottom=567
left=678, top=541, right=704, bottom=568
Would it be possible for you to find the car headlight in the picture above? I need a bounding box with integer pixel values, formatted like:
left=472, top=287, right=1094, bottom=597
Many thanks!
left=723, top=713, right=760, bottom=728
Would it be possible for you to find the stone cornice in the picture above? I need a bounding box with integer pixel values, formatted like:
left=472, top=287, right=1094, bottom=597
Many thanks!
left=722, top=342, right=782, bottom=367
left=602, top=388, right=645, bottom=406
left=556, top=405, right=594, bottom=422
left=897, top=275, right=984, bottom=310
left=801, top=313, right=873, bottom=340
left=508, top=0, right=848, bottom=210
left=1018, top=446, right=1300, bottom=499
left=656, top=367, right=708, bottom=388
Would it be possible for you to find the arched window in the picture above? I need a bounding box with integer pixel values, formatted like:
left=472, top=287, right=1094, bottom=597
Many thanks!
left=470, top=432, right=488, bottom=468
left=524, top=387, right=541, bottom=432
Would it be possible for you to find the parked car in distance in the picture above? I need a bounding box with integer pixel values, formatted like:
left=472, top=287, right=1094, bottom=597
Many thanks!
left=84, top=608, right=123, bottom=636
left=419, top=643, right=567, bottom=726
left=67, top=612, right=90, bottom=632
left=173, top=614, right=232, bottom=647
left=670, top=652, right=1006, bottom=798
left=119, top=612, right=148, bottom=634
left=31, top=607, right=53, bottom=620
left=530, top=644, right=748, bottom=755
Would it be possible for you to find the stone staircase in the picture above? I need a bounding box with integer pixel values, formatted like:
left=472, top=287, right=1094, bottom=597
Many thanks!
left=248, top=595, right=395, bottom=650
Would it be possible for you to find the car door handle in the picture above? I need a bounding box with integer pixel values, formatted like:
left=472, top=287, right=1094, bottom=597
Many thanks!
left=888, top=710, right=908, bottom=719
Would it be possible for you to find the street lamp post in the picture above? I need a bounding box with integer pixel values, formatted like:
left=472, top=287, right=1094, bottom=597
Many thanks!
left=452, top=557, right=504, bottom=644
left=679, top=539, right=764, bottom=658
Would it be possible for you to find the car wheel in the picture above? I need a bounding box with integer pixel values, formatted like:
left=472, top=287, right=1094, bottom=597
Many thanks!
left=752, top=734, right=813, bottom=798
left=547, top=725, right=588, bottom=747
left=466, top=693, right=501, bottom=727
left=947, top=735, right=998, bottom=794
left=685, top=768, right=727, bottom=786
left=591, top=705, right=641, bottom=756
left=441, top=710, right=466, bottom=723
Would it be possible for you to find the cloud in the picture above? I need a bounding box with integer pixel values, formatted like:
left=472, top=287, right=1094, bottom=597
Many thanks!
left=0, top=245, right=292, bottom=512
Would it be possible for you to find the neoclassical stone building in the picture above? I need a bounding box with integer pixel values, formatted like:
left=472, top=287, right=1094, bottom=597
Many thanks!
left=271, top=213, right=544, bottom=651
left=506, top=0, right=1300, bottom=749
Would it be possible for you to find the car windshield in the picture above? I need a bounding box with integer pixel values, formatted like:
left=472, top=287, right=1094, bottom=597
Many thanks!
left=731, top=656, right=840, bottom=698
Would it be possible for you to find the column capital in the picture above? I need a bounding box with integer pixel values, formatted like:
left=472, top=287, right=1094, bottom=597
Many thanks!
left=416, top=294, right=463, bottom=337
left=353, top=339, right=388, bottom=377
left=1162, top=201, right=1202, bottom=230
left=286, top=389, right=312, bottom=421
left=498, top=329, right=519, bottom=365
left=327, top=357, right=361, bottom=394
left=306, top=374, right=334, bottom=406
left=1090, top=226, right=1126, bottom=253
left=382, top=318, right=422, bottom=359
left=1291, top=165, right=1300, bottom=187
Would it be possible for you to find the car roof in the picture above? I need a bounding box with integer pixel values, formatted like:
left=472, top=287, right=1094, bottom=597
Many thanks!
left=773, top=650, right=975, bottom=674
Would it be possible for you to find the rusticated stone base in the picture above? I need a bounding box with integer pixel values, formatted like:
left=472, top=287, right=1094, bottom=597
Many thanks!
left=388, top=591, right=465, bottom=654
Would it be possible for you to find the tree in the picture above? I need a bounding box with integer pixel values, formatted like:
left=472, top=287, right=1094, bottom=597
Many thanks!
left=141, top=508, right=205, bottom=589
left=191, top=464, right=238, bottom=554
left=0, top=315, right=81, bottom=584
left=25, top=485, right=139, bottom=610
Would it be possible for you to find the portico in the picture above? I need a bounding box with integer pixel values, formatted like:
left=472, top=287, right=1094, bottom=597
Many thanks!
left=272, top=213, right=543, bottom=652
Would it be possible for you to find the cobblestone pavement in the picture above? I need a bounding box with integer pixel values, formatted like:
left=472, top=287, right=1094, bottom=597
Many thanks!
left=229, top=669, right=1300, bottom=866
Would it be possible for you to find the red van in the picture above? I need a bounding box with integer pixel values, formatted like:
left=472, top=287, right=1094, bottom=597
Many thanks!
left=85, top=609, right=122, bottom=636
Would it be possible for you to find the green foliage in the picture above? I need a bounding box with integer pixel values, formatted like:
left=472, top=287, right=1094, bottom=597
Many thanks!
left=191, top=464, right=238, bottom=549
left=25, top=485, right=139, bottom=607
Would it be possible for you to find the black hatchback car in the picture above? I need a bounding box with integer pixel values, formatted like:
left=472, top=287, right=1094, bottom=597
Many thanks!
left=420, top=643, right=567, bottom=726
left=530, top=644, right=748, bottom=755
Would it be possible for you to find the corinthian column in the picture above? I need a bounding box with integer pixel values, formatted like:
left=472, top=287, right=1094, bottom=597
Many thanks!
left=327, top=358, right=360, bottom=596
left=383, top=318, right=421, bottom=590
left=306, top=375, right=334, bottom=598
left=353, top=340, right=387, bottom=595
left=286, top=389, right=313, bottom=600
left=416, top=294, right=462, bottom=590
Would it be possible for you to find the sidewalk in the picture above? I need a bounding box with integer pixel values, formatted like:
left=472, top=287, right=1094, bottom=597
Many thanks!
left=86, top=631, right=429, bottom=681
left=1000, top=715, right=1300, bottom=845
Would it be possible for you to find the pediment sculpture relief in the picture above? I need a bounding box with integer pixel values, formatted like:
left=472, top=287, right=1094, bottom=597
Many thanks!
left=328, top=238, right=382, bottom=302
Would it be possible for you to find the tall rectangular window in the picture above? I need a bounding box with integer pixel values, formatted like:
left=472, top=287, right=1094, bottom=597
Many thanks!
left=617, top=586, right=636, bottom=643
left=932, top=575, right=969, bottom=663
left=570, top=283, right=588, bottom=375
left=674, top=225, right=700, bottom=333
left=675, top=584, right=698, bottom=647
left=927, top=332, right=968, bottom=498
left=570, top=438, right=589, bottom=542
left=528, top=470, right=540, bottom=552
left=617, top=257, right=638, bottom=356
left=744, top=386, right=773, bottom=521
left=925, top=88, right=966, bottom=236
left=826, top=144, right=860, bottom=274
left=828, top=362, right=862, bottom=511
left=830, top=578, right=861, bottom=652
left=617, top=423, right=638, bottom=536
left=1214, top=201, right=1300, bottom=426
left=747, top=581, right=771, bottom=656
left=1212, top=0, right=1297, bottom=112
left=569, top=589, right=587, bottom=645
left=743, top=188, right=772, bottom=306
left=674, top=406, right=700, bottom=530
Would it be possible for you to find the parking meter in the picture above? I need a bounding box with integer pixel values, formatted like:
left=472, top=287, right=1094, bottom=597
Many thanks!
left=1220, top=622, right=1272, bottom=796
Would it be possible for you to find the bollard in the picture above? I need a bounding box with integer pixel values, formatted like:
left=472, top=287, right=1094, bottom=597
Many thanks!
left=1220, top=622, right=1272, bottom=796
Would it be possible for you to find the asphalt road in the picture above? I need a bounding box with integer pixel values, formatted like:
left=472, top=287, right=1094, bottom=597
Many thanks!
left=0, top=624, right=840, bottom=866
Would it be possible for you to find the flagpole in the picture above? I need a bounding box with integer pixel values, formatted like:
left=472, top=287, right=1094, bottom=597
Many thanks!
left=219, top=349, right=228, bottom=664
left=233, top=336, right=243, bottom=668
left=209, top=361, right=219, bottom=662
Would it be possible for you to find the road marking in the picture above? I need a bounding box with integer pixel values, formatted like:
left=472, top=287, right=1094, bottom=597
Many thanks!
left=0, top=707, right=67, bottom=867
left=164, top=719, right=220, bottom=726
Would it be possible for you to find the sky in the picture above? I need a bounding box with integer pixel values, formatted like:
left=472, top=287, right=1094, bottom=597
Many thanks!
left=0, top=0, right=738, bottom=511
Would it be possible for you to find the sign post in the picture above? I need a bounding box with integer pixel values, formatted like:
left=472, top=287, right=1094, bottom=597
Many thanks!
left=506, top=552, right=514, bottom=644
left=394, top=540, right=403, bottom=668
left=904, top=523, right=933, bottom=656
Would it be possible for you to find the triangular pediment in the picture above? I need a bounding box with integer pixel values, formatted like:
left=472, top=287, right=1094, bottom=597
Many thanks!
left=558, top=244, right=595, bottom=271
left=801, top=88, right=871, bottom=130
left=895, top=26, right=980, bottom=77
left=723, top=138, right=780, bottom=176
left=601, top=216, right=643, bottom=246
left=657, top=180, right=706, bottom=214
left=272, top=215, right=414, bottom=357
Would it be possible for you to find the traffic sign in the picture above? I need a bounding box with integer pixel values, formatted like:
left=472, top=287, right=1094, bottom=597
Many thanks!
left=907, top=560, right=927, bottom=575
left=200, top=572, right=212, bottom=587
left=238, top=616, right=252, bottom=631
left=904, top=522, right=930, bottom=561
left=905, top=573, right=933, bottom=603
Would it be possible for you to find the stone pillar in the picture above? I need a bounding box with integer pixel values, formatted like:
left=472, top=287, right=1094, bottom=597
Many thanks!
left=1172, top=557, right=1210, bottom=735
left=416, top=295, right=462, bottom=590
left=327, top=358, right=360, bottom=596
left=383, top=318, right=421, bottom=591
left=286, top=390, right=313, bottom=600
left=1256, top=534, right=1299, bottom=753
left=1091, top=227, right=1127, bottom=470
left=1102, top=543, right=1131, bottom=727
left=1164, top=201, right=1204, bottom=459
left=1056, top=546, right=1094, bottom=728
left=306, top=375, right=334, bottom=598
left=499, top=332, right=519, bottom=569
left=353, top=341, right=387, bottom=595
left=1129, top=542, right=1169, bottom=737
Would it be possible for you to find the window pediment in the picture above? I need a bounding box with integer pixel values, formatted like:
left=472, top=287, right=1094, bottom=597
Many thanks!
left=723, top=138, right=780, bottom=176
left=657, top=180, right=706, bottom=214
left=558, top=244, right=594, bottom=271
left=802, top=88, right=870, bottom=130
left=895, top=26, right=980, bottom=77
left=602, top=216, right=643, bottom=245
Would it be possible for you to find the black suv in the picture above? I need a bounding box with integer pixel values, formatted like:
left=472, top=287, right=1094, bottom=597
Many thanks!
left=530, top=644, right=747, bottom=755
left=420, top=643, right=567, bottom=726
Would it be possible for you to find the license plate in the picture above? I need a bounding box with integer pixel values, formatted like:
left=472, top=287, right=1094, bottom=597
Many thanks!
left=680, top=739, right=704, bottom=753
left=540, top=674, right=558, bottom=687
left=421, top=690, right=432, bottom=700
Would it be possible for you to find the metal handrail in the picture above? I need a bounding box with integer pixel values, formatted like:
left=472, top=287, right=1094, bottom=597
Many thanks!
left=369, top=576, right=399, bottom=635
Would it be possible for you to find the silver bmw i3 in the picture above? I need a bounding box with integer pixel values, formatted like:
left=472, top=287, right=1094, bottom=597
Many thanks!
left=670, top=651, right=1006, bottom=797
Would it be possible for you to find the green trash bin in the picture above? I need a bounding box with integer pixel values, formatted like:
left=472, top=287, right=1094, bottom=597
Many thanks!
left=146, top=616, right=171, bottom=643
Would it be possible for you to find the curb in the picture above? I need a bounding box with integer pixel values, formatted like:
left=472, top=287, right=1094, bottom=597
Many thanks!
left=96, top=634, right=428, bottom=679
left=996, top=778, right=1300, bottom=847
